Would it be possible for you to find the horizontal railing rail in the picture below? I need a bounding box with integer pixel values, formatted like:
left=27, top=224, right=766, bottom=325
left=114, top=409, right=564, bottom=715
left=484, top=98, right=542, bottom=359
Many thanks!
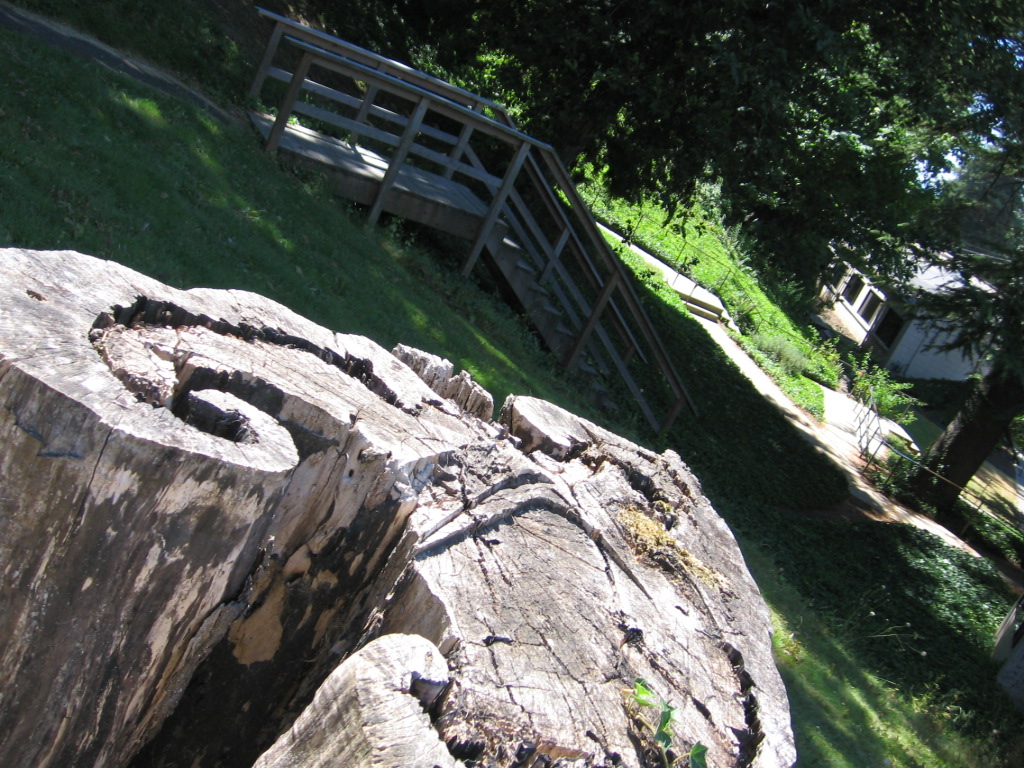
left=855, top=387, right=1008, bottom=523
left=252, top=7, right=505, bottom=116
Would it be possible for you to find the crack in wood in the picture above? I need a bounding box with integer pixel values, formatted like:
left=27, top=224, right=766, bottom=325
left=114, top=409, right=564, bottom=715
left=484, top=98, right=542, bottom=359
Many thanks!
left=0, top=250, right=795, bottom=768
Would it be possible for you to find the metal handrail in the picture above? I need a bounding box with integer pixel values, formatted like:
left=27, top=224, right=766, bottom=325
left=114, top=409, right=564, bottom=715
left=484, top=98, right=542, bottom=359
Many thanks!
left=855, top=387, right=1002, bottom=519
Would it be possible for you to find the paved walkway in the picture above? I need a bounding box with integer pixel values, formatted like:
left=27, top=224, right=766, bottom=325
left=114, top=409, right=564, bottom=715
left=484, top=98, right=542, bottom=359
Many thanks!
left=597, top=223, right=736, bottom=327
left=571, top=203, right=1018, bottom=555
left=0, top=1, right=234, bottom=124
left=694, top=316, right=1013, bottom=554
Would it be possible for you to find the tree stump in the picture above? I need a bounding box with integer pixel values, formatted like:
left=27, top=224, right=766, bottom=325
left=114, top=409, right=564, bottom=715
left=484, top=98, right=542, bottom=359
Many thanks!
left=0, top=248, right=794, bottom=768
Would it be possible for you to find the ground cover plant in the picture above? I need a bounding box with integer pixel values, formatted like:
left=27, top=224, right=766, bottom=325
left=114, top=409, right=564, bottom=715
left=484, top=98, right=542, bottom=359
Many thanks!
left=872, top=446, right=1024, bottom=568
left=743, top=531, right=1020, bottom=768
left=1, top=7, right=1020, bottom=767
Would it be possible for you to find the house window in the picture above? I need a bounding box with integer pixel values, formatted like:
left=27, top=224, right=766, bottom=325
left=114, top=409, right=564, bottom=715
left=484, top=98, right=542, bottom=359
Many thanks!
left=874, top=307, right=905, bottom=348
left=841, top=274, right=864, bottom=304
left=858, top=292, right=883, bottom=324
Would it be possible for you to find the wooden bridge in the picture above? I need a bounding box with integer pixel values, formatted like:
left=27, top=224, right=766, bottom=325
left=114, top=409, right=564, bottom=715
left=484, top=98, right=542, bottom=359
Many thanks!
left=248, top=7, right=696, bottom=432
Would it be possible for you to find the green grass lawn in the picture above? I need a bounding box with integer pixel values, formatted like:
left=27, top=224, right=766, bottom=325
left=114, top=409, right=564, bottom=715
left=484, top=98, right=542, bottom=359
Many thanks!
left=731, top=503, right=1022, bottom=767
left=0, top=24, right=597, bottom=420
left=2, top=8, right=1021, bottom=766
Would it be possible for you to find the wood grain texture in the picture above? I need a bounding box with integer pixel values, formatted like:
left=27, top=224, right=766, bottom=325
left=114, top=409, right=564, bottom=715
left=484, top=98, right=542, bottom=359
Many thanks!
left=374, top=395, right=795, bottom=768
left=0, top=248, right=793, bottom=768
left=252, top=633, right=458, bottom=768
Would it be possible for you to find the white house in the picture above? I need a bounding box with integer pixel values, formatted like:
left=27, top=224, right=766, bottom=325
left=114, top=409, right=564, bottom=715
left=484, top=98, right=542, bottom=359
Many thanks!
left=824, top=263, right=982, bottom=380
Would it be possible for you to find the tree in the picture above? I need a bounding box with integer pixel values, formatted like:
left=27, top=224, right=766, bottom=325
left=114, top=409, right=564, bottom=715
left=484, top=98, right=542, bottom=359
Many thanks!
left=908, top=149, right=1024, bottom=517
left=325, top=0, right=1024, bottom=290
left=321, top=1, right=1024, bottom=516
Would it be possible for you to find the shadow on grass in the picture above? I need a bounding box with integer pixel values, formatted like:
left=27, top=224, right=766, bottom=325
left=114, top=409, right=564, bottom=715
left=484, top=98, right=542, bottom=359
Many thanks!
left=615, top=252, right=1020, bottom=765
left=615, top=251, right=850, bottom=509
left=0, top=25, right=592, bottom=419
left=731, top=503, right=1022, bottom=766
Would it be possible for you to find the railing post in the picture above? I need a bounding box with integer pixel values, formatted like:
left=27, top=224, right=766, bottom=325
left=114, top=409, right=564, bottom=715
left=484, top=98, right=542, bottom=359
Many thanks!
left=351, top=81, right=380, bottom=147
left=249, top=21, right=286, bottom=99
left=661, top=393, right=689, bottom=434
left=462, top=140, right=532, bottom=276
left=444, top=101, right=485, bottom=180
left=444, top=123, right=475, bottom=180
left=368, top=96, right=430, bottom=226
left=563, top=272, right=620, bottom=369
left=265, top=50, right=313, bottom=152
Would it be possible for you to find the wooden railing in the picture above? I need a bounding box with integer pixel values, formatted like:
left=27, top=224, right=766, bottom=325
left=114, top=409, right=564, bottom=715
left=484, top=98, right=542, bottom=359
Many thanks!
left=250, top=7, right=696, bottom=432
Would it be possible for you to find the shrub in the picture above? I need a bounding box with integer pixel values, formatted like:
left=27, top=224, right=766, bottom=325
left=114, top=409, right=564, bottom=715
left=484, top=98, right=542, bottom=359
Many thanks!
left=871, top=450, right=1024, bottom=566
left=750, top=332, right=810, bottom=377
left=804, top=334, right=844, bottom=389
left=851, top=355, right=920, bottom=424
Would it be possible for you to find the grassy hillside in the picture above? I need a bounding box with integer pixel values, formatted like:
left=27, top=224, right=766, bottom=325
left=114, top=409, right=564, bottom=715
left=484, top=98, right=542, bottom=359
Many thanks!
left=2, top=5, right=1021, bottom=766
left=580, top=181, right=846, bottom=420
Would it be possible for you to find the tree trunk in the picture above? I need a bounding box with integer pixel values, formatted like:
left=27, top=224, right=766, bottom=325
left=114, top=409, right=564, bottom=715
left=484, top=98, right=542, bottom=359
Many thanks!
left=910, top=365, right=1024, bottom=519
left=0, top=248, right=795, bottom=768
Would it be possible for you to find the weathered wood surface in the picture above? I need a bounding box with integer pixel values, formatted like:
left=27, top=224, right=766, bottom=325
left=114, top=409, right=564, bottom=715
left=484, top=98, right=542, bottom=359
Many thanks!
left=251, top=633, right=458, bottom=768
left=362, top=394, right=794, bottom=768
left=248, top=112, right=491, bottom=241
left=0, top=248, right=793, bottom=768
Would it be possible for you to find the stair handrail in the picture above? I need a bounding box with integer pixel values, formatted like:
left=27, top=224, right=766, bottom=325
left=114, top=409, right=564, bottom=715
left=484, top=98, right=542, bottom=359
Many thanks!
left=253, top=7, right=504, bottom=115
left=267, top=37, right=551, bottom=153
left=490, top=119, right=699, bottom=427
left=251, top=10, right=698, bottom=431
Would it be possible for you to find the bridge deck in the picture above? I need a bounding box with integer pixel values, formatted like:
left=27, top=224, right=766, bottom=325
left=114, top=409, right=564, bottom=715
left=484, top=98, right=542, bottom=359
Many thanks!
left=250, top=112, right=488, bottom=240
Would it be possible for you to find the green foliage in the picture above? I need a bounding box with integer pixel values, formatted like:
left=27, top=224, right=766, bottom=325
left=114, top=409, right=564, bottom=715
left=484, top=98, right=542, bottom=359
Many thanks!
left=611, top=244, right=848, bottom=507
left=874, top=451, right=1024, bottom=566
left=805, top=335, right=845, bottom=390
left=736, top=335, right=827, bottom=421
left=908, top=378, right=973, bottom=423
left=754, top=536, right=1022, bottom=768
left=960, top=504, right=1024, bottom=565
left=630, top=678, right=661, bottom=710
left=629, top=679, right=693, bottom=768
left=345, top=0, right=1024, bottom=290
left=749, top=332, right=811, bottom=377
left=582, top=181, right=843, bottom=419
left=850, top=355, right=921, bottom=424
left=581, top=180, right=767, bottom=328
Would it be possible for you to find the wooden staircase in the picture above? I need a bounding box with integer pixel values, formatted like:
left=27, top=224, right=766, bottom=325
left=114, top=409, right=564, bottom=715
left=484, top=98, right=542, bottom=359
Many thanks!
left=248, top=7, right=697, bottom=432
